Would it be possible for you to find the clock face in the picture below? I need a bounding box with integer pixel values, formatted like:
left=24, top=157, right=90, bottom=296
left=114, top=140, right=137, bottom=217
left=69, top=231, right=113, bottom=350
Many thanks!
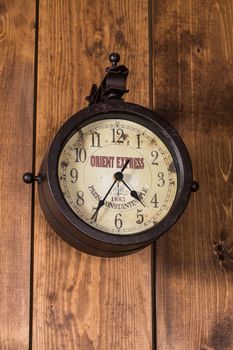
left=58, top=117, right=178, bottom=235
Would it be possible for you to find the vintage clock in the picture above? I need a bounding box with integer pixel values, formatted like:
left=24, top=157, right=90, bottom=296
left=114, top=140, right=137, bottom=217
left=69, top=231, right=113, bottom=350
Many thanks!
left=24, top=53, right=198, bottom=257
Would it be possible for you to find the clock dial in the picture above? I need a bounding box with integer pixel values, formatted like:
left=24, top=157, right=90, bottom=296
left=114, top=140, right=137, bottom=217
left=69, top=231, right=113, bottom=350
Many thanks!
left=58, top=117, right=177, bottom=235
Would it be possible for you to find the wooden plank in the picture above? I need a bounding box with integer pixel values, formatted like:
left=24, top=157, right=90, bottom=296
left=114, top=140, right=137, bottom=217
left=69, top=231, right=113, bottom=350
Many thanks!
left=0, top=1, right=35, bottom=348
left=33, top=1, right=152, bottom=349
left=153, top=0, right=233, bottom=349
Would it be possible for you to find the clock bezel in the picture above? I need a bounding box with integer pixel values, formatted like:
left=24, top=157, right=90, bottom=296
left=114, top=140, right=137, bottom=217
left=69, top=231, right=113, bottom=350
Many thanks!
left=42, top=100, right=193, bottom=249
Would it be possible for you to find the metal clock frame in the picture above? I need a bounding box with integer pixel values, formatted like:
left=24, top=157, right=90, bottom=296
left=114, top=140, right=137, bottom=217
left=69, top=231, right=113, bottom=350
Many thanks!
left=38, top=100, right=193, bottom=257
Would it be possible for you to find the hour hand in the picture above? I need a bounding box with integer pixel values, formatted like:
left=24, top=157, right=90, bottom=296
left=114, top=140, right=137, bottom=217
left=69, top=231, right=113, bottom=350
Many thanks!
left=121, top=179, right=145, bottom=207
left=130, top=190, right=145, bottom=207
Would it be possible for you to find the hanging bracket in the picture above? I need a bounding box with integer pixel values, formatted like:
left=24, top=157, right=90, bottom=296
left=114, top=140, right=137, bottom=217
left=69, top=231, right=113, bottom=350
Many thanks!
left=86, top=52, right=129, bottom=104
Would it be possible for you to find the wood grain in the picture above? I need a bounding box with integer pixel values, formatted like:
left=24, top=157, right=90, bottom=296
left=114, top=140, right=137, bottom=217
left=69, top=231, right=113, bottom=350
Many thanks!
left=33, top=1, right=152, bottom=349
left=152, top=1, right=233, bottom=349
left=0, top=0, right=35, bottom=348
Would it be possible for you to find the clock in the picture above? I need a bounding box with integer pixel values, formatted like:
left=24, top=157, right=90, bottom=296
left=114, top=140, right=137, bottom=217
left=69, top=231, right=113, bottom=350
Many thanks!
left=23, top=53, right=198, bottom=257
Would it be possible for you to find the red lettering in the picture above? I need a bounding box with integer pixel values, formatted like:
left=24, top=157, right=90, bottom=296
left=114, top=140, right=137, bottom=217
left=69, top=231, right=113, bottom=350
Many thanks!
left=90, top=155, right=144, bottom=169
left=140, top=158, right=144, bottom=169
left=91, top=155, right=95, bottom=167
left=110, top=157, right=114, bottom=167
left=102, top=156, right=107, bottom=167
left=116, top=157, right=121, bottom=168
left=134, top=158, right=138, bottom=169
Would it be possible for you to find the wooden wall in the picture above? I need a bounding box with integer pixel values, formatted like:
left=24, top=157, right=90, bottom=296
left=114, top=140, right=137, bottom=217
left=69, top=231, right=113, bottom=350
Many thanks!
left=1, top=0, right=233, bottom=349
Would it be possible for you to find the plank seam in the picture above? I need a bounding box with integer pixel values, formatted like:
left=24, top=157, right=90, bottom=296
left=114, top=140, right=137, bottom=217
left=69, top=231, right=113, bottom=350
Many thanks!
left=148, top=0, right=156, bottom=349
left=148, top=0, right=154, bottom=111
left=29, top=0, right=40, bottom=349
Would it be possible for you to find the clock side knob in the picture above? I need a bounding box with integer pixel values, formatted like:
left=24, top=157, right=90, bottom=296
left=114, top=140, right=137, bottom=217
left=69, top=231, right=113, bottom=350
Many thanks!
left=109, top=52, right=120, bottom=66
left=191, top=181, right=199, bottom=192
left=23, top=172, right=42, bottom=184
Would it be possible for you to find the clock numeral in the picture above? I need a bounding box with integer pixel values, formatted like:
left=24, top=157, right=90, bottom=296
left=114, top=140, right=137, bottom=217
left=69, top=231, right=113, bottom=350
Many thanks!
left=136, top=209, right=144, bottom=224
left=112, top=128, right=125, bottom=143
left=76, top=191, right=84, bottom=206
left=158, top=172, right=165, bottom=187
left=75, top=147, right=87, bottom=162
left=91, top=132, right=101, bottom=147
left=151, top=150, right=159, bottom=165
left=136, top=134, right=141, bottom=149
left=70, top=168, right=78, bottom=183
left=115, top=213, right=123, bottom=229
left=150, top=193, right=159, bottom=208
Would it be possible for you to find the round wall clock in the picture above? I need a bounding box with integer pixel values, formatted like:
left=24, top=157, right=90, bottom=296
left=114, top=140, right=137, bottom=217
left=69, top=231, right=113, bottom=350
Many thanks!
left=24, top=53, right=198, bottom=257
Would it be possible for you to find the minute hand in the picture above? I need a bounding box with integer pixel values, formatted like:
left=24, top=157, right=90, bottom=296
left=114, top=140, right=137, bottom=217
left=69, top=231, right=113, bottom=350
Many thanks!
left=121, top=179, right=145, bottom=207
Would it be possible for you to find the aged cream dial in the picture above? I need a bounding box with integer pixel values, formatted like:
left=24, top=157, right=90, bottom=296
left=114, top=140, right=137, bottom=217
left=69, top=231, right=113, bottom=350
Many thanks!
left=58, top=117, right=177, bottom=235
